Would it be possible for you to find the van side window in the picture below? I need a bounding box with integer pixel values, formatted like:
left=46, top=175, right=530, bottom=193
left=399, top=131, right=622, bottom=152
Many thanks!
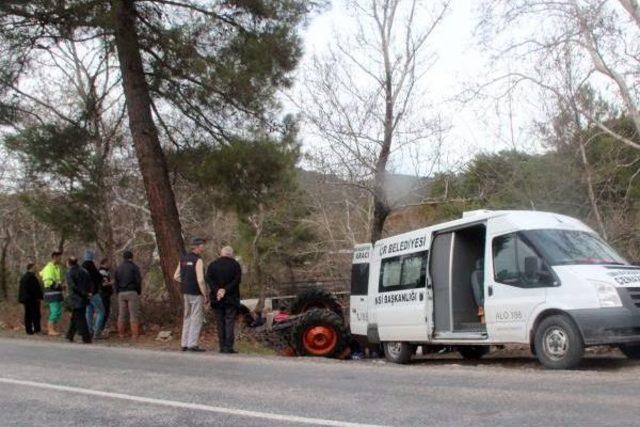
left=493, top=234, right=518, bottom=284
left=351, top=263, right=370, bottom=296
left=493, top=233, right=555, bottom=288
left=379, top=251, right=428, bottom=292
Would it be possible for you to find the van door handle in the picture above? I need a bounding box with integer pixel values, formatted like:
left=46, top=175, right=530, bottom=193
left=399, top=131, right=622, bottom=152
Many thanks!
left=488, top=286, right=493, bottom=297
left=360, top=297, right=365, bottom=302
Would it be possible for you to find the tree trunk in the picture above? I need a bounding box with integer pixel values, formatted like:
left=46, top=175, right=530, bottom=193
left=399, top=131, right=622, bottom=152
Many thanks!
left=0, top=231, right=10, bottom=301
left=578, top=140, right=608, bottom=240
left=370, top=197, right=390, bottom=243
left=110, top=0, right=184, bottom=306
left=57, top=234, right=65, bottom=254
left=369, top=5, right=395, bottom=244
left=251, top=207, right=266, bottom=312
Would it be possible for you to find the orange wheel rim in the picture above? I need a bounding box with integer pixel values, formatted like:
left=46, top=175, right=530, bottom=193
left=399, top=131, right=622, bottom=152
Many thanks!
left=302, top=326, right=338, bottom=356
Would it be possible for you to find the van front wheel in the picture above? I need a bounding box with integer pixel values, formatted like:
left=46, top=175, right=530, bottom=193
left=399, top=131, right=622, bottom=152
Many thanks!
left=383, top=342, right=414, bottom=364
left=534, top=315, right=584, bottom=369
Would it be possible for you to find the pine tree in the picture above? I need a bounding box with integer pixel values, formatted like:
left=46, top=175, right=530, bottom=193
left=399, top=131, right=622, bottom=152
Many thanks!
left=0, top=1, right=314, bottom=305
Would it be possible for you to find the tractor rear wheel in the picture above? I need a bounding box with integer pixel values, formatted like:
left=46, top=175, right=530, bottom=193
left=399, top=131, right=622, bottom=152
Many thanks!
left=292, top=308, right=349, bottom=358
left=290, top=288, right=343, bottom=318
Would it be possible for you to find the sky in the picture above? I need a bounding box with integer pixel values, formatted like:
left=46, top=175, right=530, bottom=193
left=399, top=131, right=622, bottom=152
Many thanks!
left=289, top=0, right=543, bottom=176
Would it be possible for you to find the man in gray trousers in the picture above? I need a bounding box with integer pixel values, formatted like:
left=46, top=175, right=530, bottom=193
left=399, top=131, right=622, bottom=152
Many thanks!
left=174, top=238, right=209, bottom=352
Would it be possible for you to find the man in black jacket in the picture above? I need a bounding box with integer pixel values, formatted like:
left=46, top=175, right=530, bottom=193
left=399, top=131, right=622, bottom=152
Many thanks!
left=18, top=262, right=43, bottom=335
left=82, top=250, right=106, bottom=339
left=65, top=257, right=92, bottom=343
left=114, top=250, right=142, bottom=339
left=206, top=246, right=242, bottom=353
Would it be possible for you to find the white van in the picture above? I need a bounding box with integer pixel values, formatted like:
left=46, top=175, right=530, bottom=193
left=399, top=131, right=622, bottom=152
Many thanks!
left=349, top=210, right=640, bottom=369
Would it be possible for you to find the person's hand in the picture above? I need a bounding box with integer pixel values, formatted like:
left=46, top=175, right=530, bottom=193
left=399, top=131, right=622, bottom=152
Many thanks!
left=216, top=288, right=226, bottom=301
left=204, top=295, right=210, bottom=306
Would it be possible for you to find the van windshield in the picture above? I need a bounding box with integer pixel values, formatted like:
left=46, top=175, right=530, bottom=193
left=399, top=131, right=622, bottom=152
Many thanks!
left=522, top=229, right=627, bottom=266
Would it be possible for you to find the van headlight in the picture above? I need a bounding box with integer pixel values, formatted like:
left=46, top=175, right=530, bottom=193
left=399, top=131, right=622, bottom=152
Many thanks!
left=593, top=282, right=623, bottom=308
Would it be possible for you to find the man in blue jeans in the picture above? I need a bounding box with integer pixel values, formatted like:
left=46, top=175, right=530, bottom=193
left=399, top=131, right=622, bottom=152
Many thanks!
left=82, top=250, right=106, bottom=339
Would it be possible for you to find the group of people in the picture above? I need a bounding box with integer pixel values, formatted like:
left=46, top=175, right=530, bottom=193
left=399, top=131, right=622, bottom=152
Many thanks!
left=18, top=249, right=142, bottom=344
left=17, top=238, right=242, bottom=354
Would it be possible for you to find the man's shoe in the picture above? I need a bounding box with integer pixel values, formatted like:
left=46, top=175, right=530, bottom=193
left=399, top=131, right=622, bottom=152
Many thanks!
left=181, top=347, right=188, bottom=352
left=227, top=349, right=238, bottom=354
left=188, top=346, right=206, bottom=352
left=48, top=322, right=61, bottom=336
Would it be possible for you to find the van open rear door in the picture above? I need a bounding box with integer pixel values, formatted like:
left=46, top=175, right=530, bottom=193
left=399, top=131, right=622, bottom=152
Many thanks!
left=350, top=244, right=372, bottom=337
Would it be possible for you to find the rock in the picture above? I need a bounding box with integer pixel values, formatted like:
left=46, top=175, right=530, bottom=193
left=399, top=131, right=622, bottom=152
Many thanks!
left=0, top=321, right=6, bottom=330
left=155, top=330, right=173, bottom=342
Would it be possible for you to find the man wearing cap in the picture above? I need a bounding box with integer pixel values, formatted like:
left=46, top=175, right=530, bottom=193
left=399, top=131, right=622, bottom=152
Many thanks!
left=174, top=238, right=209, bottom=352
left=206, top=246, right=242, bottom=354
left=114, top=250, right=142, bottom=339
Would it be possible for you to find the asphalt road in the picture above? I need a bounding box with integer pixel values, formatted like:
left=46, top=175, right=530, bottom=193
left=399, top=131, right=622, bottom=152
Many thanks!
left=1, top=338, right=640, bottom=426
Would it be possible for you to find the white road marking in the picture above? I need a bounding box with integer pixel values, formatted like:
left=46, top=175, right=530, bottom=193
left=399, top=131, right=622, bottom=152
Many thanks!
left=0, top=377, right=387, bottom=427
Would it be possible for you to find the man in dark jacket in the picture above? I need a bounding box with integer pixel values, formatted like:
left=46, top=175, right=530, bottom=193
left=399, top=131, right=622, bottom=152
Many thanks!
left=65, top=257, right=92, bottom=343
left=206, top=246, right=241, bottom=353
left=114, top=250, right=142, bottom=339
left=82, top=250, right=106, bottom=339
left=18, top=262, right=43, bottom=335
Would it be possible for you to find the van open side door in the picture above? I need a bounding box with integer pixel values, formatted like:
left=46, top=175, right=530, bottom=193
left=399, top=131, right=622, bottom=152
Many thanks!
left=350, top=244, right=372, bottom=337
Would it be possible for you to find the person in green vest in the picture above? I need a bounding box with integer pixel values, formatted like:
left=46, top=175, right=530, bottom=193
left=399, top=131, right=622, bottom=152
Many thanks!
left=40, top=251, right=64, bottom=336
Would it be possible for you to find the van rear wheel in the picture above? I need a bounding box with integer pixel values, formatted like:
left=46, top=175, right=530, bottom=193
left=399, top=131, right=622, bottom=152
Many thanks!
left=534, top=315, right=584, bottom=370
left=383, top=342, right=414, bottom=364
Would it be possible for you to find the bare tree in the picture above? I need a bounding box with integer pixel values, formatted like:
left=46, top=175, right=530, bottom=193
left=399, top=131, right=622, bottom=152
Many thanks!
left=477, top=0, right=640, bottom=239
left=1, top=36, right=125, bottom=265
left=296, top=0, right=450, bottom=242
left=481, top=0, right=640, bottom=150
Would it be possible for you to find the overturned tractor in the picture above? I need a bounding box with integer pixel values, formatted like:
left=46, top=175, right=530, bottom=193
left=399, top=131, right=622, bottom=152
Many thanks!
left=246, top=288, right=352, bottom=358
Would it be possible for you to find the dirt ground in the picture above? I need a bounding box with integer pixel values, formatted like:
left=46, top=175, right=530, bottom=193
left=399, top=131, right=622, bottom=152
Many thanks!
left=0, top=302, right=275, bottom=355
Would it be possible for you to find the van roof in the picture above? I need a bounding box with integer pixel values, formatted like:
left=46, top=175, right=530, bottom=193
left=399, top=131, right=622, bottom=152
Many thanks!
left=370, top=210, right=594, bottom=248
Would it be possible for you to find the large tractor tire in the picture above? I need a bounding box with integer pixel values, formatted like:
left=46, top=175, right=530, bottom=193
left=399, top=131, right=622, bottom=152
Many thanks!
left=290, top=288, right=343, bottom=318
left=292, top=308, right=349, bottom=358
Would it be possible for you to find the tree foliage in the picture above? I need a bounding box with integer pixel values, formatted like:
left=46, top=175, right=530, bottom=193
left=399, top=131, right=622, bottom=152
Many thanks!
left=5, top=124, right=103, bottom=243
